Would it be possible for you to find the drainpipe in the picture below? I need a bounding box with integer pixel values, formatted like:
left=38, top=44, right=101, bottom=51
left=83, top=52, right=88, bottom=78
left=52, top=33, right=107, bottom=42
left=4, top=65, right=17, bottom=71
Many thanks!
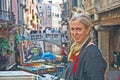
left=17, top=0, right=20, bottom=24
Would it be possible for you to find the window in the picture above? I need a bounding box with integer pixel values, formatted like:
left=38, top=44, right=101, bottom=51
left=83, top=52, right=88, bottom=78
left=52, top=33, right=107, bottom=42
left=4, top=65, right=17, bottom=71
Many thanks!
left=39, top=6, right=42, bottom=9
left=38, top=0, right=42, bottom=3
left=57, top=14, right=59, bottom=17
left=52, top=13, right=54, bottom=16
left=47, top=6, right=51, bottom=9
left=47, top=11, right=51, bottom=17
left=72, top=0, right=78, bottom=7
left=39, top=12, right=43, bottom=16
left=38, top=0, right=40, bottom=2
left=0, top=0, right=1, bottom=10
left=32, top=0, right=34, bottom=4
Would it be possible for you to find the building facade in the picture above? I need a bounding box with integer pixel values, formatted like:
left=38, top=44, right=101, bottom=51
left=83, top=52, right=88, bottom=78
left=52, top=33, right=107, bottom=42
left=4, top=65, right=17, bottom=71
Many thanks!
left=52, top=3, right=62, bottom=31
left=83, top=0, right=120, bottom=80
left=38, top=1, right=52, bottom=30
left=0, top=0, right=17, bottom=70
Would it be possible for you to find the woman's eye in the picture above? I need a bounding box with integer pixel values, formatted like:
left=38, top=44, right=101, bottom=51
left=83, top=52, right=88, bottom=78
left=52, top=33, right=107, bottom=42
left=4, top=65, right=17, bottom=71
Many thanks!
left=76, top=28, right=81, bottom=31
left=70, top=28, right=74, bottom=31
left=70, top=27, right=82, bottom=32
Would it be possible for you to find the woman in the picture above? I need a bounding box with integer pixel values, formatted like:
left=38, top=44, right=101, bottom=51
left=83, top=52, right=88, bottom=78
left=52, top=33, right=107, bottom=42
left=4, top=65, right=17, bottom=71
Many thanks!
left=65, top=12, right=107, bottom=80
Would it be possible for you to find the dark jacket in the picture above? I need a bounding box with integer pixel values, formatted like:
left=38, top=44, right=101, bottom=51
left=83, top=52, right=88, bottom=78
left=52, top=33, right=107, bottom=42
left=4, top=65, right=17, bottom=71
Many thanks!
left=65, top=40, right=107, bottom=80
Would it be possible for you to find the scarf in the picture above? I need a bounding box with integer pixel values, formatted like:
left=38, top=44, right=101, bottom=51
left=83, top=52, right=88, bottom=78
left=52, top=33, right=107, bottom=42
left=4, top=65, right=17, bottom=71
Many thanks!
left=68, top=37, right=90, bottom=61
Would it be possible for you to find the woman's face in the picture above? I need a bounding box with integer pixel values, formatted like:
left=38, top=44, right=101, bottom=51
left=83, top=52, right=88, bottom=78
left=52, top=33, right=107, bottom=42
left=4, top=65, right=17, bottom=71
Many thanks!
left=70, top=20, right=91, bottom=43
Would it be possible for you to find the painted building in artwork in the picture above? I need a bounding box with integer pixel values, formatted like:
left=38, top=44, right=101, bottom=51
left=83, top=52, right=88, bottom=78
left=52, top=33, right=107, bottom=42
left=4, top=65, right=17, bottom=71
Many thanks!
left=0, top=0, right=17, bottom=70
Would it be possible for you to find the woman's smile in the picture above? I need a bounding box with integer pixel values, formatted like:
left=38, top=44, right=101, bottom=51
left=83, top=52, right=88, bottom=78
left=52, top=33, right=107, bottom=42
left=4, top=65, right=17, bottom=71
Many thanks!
left=70, top=20, right=90, bottom=43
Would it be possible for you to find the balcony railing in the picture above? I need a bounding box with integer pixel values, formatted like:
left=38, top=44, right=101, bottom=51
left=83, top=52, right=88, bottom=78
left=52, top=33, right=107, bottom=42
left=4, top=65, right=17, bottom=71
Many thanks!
left=26, top=33, right=68, bottom=47
left=29, top=33, right=62, bottom=46
left=0, top=10, right=15, bottom=24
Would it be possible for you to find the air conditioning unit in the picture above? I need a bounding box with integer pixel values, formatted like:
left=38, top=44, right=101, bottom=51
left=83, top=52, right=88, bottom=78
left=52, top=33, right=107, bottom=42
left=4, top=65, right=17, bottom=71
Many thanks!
left=0, top=71, right=36, bottom=80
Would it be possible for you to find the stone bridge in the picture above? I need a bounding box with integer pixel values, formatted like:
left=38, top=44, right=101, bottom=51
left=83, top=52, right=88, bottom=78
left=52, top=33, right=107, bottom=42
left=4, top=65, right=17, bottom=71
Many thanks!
left=29, top=33, right=63, bottom=47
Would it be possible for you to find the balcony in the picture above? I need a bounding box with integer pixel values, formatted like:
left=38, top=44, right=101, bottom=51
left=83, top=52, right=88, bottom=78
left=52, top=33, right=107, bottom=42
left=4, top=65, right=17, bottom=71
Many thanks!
left=84, top=0, right=96, bottom=14
left=98, top=0, right=120, bottom=13
left=0, top=10, right=15, bottom=24
left=84, top=0, right=120, bottom=14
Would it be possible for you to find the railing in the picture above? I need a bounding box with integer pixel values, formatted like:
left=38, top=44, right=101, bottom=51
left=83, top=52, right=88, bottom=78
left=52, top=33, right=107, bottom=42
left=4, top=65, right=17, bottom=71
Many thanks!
left=0, top=10, right=15, bottom=24
left=28, top=33, right=68, bottom=47
left=30, top=33, right=61, bottom=41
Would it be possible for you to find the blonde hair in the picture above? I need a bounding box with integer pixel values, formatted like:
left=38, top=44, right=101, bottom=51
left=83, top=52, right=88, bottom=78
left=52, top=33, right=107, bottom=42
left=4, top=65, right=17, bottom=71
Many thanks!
left=70, top=9, right=92, bottom=27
